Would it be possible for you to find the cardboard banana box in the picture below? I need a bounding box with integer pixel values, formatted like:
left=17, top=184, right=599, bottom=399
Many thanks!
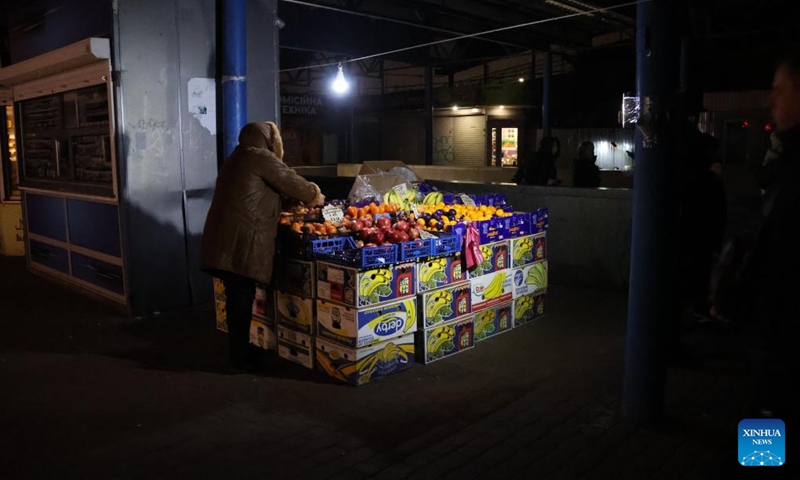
left=316, top=297, right=418, bottom=348
left=474, top=301, right=513, bottom=342
left=250, top=318, right=277, bottom=351
left=253, top=286, right=276, bottom=320
left=470, top=269, right=513, bottom=312
left=466, top=239, right=510, bottom=279
left=214, top=278, right=228, bottom=332
left=513, top=292, right=547, bottom=327
left=416, top=315, right=475, bottom=364
left=316, top=333, right=415, bottom=386
left=275, top=258, right=316, bottom=298
left=418, top=281, right=472, bottom=329
left=510, top=233, right=547, bottom=269
left=416, top=253, right=465, bottom=293
left=317, top=261, right=416, bottom=308
left=277, top=324, right=314, bottom=369
left=276, top=290, right=315, bottom=335
left=510, top=261, right=548, bottom=299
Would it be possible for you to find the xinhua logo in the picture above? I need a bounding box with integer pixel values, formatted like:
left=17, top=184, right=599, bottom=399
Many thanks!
left=738, top=419, right=785, bottom=466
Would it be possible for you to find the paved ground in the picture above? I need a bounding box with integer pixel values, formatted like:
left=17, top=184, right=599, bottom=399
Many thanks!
left=0, top=256, right=793, bottom=479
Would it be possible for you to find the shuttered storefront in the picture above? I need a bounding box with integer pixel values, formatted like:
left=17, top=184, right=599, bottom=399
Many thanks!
left=453, top=115, right=487, bottom=167
left=432, top=114, right=486, bottom=167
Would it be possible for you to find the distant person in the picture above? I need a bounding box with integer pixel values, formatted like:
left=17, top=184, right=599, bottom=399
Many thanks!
left=572, top=141, right=601, bottom=188
left=757, top=131, right=782, bottom=195
left=513, top=136, right=560, bottom=185
left=677, top=133, right=727, bottom=321
left=201, top=122, right=324, bottom=372
left=713, top=48, right=800, bottom=422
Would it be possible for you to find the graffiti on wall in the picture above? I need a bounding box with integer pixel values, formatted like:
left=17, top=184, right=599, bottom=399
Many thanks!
left=435, top=133, right=454, bottom=163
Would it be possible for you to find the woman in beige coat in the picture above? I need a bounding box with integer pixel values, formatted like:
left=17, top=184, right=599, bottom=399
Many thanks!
left=201, top=122, right=324, bottom=370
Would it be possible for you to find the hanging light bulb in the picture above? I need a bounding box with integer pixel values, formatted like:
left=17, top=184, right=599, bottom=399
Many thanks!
left=332, top=63, right=349, bottom=94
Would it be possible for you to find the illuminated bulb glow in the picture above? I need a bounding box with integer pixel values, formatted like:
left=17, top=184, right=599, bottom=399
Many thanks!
left=518, top=77, right=525, bottom=83
left=332, top=64, right=349, bottom=94
left=471, top=108, right=479, bottom=112
left=452, top=106, right=458, bottom=111
left=499, top=105, right=505, bottom=109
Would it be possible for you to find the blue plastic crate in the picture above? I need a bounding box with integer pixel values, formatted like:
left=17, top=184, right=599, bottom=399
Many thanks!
left=310, top=237, right=351, bottom=255
left=398, top=238, right=433, bottom=262
left=431, top=233, right=462, bottom=257
left=315, top=237, right=398, bottom=268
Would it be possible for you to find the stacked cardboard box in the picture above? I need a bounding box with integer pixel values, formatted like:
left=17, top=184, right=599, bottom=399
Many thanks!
left=315, top=261, right=418, bottom=385
left=214, top=278, right=278, bottom=351
left=415, top=253, right=475, bottom=364
left=468, top=239, right=514, bottom=343
left=509, top=232, right=548, bottom=327
left=275, top=258, right=317, bottom=369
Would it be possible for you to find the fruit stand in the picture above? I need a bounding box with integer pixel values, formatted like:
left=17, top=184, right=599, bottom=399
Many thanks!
left=214, top=173, right=548, bottom=385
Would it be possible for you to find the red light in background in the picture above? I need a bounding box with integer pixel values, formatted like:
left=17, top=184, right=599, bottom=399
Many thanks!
left=765, top=124, right=773, bottom=132
left=742, top=120, right=749, bottom=129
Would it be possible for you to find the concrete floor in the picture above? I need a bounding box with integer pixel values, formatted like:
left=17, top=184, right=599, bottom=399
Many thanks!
left=0, top=256, right=791, bottom=479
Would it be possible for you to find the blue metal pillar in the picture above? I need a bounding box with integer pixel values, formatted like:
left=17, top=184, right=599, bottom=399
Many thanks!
left=622, top=0, right=686, bottom=423
left=221, top=0, right=247, bottom=157
left=542, top=51, right=552, bottom=138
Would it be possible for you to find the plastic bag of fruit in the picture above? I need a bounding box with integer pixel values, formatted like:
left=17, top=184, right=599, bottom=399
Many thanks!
left=347, top=174, right=382, bottom=205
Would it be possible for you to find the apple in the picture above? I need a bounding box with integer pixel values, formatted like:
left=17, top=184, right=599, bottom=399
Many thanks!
left=394, top=220, right=410, bottom=232
left=360, top=216, right=373, bottom=228
left=376, top=216, right=392, bottom=229
left=359, top=228, right=373, bottom=241
left=355, top=240, right=365, bottom=248
left=397, top=231, right=410, bottom=242
left=368, top=230, right=385, bottom=245
left=350, top=220, right=364, bottom=232
left=408, top=228, right=420, bottom=240
left=385, top=231, right=400, bottom=244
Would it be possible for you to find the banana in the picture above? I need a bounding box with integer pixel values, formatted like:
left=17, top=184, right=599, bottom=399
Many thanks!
left=404, top=298, right=417, bottom=332
left=513, top=237, right=533, bottom=262
left=477, top=309, right=496, bottom=327
left=483, top=272, right=506, bottom=300
left=525, top=262, right=548, bottom=289
left=422, top=192, right=443, bottom=205
left=425, top=290, right=453, bottom=318
left=360, top=268, right=394, bottom=297
left=514, top=295, right=534, bottom=320
left=420, top=258, right=447, bottom=283
left=428, top=325, right=455, bottom=352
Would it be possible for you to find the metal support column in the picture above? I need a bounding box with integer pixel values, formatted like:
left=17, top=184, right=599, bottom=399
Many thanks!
left=622, top=0, right=685, bottom=423
left=425, top=65, right=434, bottom=165
left=221, top=0, right=247, bottom=158
left=542, top=51, right=552, bottom=138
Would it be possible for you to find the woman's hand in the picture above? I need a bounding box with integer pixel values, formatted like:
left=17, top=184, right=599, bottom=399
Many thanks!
left=310, top=183, right=326, bottom=207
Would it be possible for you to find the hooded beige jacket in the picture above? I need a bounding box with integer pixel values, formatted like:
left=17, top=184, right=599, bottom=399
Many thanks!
left=200, top=122, right=318, bottom=285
